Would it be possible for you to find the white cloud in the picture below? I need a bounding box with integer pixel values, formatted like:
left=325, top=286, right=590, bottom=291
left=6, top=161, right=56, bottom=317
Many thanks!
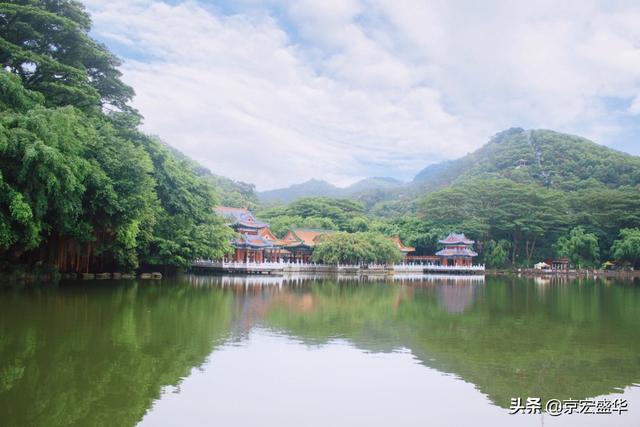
left=85, top=0, right=640, bottom=189
left=630, top=95, right=640, bottom=115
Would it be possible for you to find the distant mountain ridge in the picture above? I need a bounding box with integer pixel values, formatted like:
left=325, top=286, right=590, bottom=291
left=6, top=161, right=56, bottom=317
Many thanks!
left=258, top=177, right=404, bottom=204
left=411, top=127, right=640, bottom=192
left=258, top=128, right=640, bottom=212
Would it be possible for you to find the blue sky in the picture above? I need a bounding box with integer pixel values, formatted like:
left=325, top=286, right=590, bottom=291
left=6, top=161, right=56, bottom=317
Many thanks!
left=84, top=0, right=640, bottom=190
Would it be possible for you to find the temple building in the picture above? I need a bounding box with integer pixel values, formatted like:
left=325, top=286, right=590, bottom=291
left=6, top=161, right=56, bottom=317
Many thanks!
left=391, top=236, right=415, bottom=261
left=215, top=207, right=283, bottom=262
left=436, top=233, right=478, bottom=266
left=278, top=228, right=334, bottom=263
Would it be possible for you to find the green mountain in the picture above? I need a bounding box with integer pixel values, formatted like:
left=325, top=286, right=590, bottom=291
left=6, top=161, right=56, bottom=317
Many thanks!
left=161, top=143, right=258, bottom=209
left=260, top=128, right=640, bottom=212
left=258, top=179, right=343, bottom=203
left=412, top=127, right=640, bottom=192
left=346, top=176, right=403, bottom=193
left=258, top=177, right=403, bottom=204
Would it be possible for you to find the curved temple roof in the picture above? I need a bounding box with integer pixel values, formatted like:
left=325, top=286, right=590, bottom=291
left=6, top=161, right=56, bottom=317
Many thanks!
left=438, top=233, right=475, bottom=245
left=435, top=247, right=478, bottom=257
left=215, top=206, right=268, bottom=229
left=233, top=233, right=274, bottom=249
left=279, top=228, right=334, bottom=249
left=391, top=236, right=415, bottom=253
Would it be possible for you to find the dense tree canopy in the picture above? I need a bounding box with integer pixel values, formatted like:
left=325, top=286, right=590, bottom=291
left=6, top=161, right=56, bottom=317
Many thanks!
left=417, top=178, right=568, bottom=266
left=311, top=232, right=403, bottom=265
left=610, top=228, right=640, bottom=269
left=0, top=0, right=134, bottom=111
left=0, top=1, right=232, bottom=272
left=556, top=227, right=600, bottom=268
left=257, top=197, right=366, bottom=237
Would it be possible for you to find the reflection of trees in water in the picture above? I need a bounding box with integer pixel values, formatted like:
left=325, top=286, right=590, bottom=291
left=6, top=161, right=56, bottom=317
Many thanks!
left=0, top=281, right=234, bottom=427
left=227, top=275, right=640, bottom=409
left=2, top=275, right=638, bottom=425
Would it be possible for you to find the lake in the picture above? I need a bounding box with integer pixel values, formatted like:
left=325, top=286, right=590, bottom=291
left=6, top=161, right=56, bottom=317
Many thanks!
left=1, top=274, right=639, bottom=426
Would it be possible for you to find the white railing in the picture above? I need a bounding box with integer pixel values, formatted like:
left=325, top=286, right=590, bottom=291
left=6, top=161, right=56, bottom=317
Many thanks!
left=393, top=263, right=485, bottom=271
left=193, top=260, right=485, bottom=272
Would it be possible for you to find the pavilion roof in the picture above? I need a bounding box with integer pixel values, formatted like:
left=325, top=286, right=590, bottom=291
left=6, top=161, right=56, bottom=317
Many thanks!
left=215, top=206, right=268, bottom=229
left=438, top=233, right=475, bottom=245
left=279, top=228, right=334, bottom=248
left=435, top=247, right=478, bottom=257
left=259, top=227, right=278, bottom=241
left=232, top=233, right=273, bottom=249
left=390, top=236, right=415, bottom=253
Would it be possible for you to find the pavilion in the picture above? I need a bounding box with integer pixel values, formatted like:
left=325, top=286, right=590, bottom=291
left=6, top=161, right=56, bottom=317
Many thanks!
left=215, top=207, right=283, bottom=262
left=436, top=233, right=478, bottom=267
left=278, top=228, right=334, bottom=263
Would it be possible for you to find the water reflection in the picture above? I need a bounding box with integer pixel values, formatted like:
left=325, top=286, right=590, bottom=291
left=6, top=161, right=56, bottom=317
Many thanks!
left=0, top=275, right=638, bottom=426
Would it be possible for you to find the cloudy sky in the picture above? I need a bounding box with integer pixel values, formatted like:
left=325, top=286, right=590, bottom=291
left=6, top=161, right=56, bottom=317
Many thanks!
left=84, top=0, right=640, bottom=190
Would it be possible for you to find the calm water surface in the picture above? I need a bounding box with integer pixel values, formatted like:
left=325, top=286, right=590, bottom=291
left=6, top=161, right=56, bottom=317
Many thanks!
left=1, top=275, right=639, bottom=426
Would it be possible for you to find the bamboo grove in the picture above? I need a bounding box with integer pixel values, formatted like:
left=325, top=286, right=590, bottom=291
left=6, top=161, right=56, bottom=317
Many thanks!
left=0, top=1, right=232, bottom=273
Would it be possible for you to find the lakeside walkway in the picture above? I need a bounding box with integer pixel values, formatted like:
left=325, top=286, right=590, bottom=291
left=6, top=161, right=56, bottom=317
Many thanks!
left=191, top=260, right=486, bottom=276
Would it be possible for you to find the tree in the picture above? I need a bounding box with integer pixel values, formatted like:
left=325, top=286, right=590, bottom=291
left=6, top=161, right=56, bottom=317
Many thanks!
left=610, top=228, right=640, bottom=269
left=556, top=227, right=600, bottom=269
left=0, top=2, right=233, bottom=272
left=418, top=178, right=567, bottom=266
left=0, top=79, right=156, bottom=268
left=566, top=187, right=640, bottom=259
left=311, top=232, right=403, bottom=265
left=0, top=1, right=134, bottom=111
left=483, top=240, right=511, bottom=268
left=257, top=197, right=365, bottom=235
left=136, top=137, right=233, bottom=268
left=344, top=216, right=369, bottom=232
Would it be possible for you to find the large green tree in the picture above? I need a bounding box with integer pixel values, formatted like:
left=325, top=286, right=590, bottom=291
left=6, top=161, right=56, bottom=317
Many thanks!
left=555, top=227, right=600, bottom=268
left=0, top=0, right=133, bottom=111
left=0, top=1, right=232, bottom=272
left=311, top=232, right=403, bottom=265
left=610, top=228, right=640, bottom=269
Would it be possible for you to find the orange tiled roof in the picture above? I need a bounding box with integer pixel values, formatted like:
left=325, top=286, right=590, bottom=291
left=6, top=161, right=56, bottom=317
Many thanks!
left=391, top=236, right=415, bottom=253
left=259, top=227, right=277, bottom=241
left=279, top=228, right=334, bottom=248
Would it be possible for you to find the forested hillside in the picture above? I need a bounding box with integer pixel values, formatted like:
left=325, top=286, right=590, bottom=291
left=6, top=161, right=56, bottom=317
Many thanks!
left=264, top=128, right=640, bottom=218
left=0, top=1, right=232, bottom=272
left=412, top=127, right=640, bottom=191
left=396, top=129, right=640, bottom=265
left=259, top=129, right=640, bottom=268
left=162, top=143, right=258, bottom=209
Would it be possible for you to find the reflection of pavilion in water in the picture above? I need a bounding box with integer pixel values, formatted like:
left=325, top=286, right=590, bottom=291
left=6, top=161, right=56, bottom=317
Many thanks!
left=186, top=274, right=484, bottom=327
left=187, top=273, right=485, bottom=287
left=436, top=283, right=478, bottom=314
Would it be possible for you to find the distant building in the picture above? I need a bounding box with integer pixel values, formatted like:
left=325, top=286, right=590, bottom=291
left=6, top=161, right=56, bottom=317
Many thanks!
left=550, top=258, right=570, bottom=271
left=390, top=236, right=415, bottom=261
left=279, top=228, right=334, bottom=263
left=436, top=233, right=478, bottom=267
left=215, top=207, right=282, bottom=262
left=214, top=209, right=420, bottom=264
left=534, top=261, right=551, bottom=270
